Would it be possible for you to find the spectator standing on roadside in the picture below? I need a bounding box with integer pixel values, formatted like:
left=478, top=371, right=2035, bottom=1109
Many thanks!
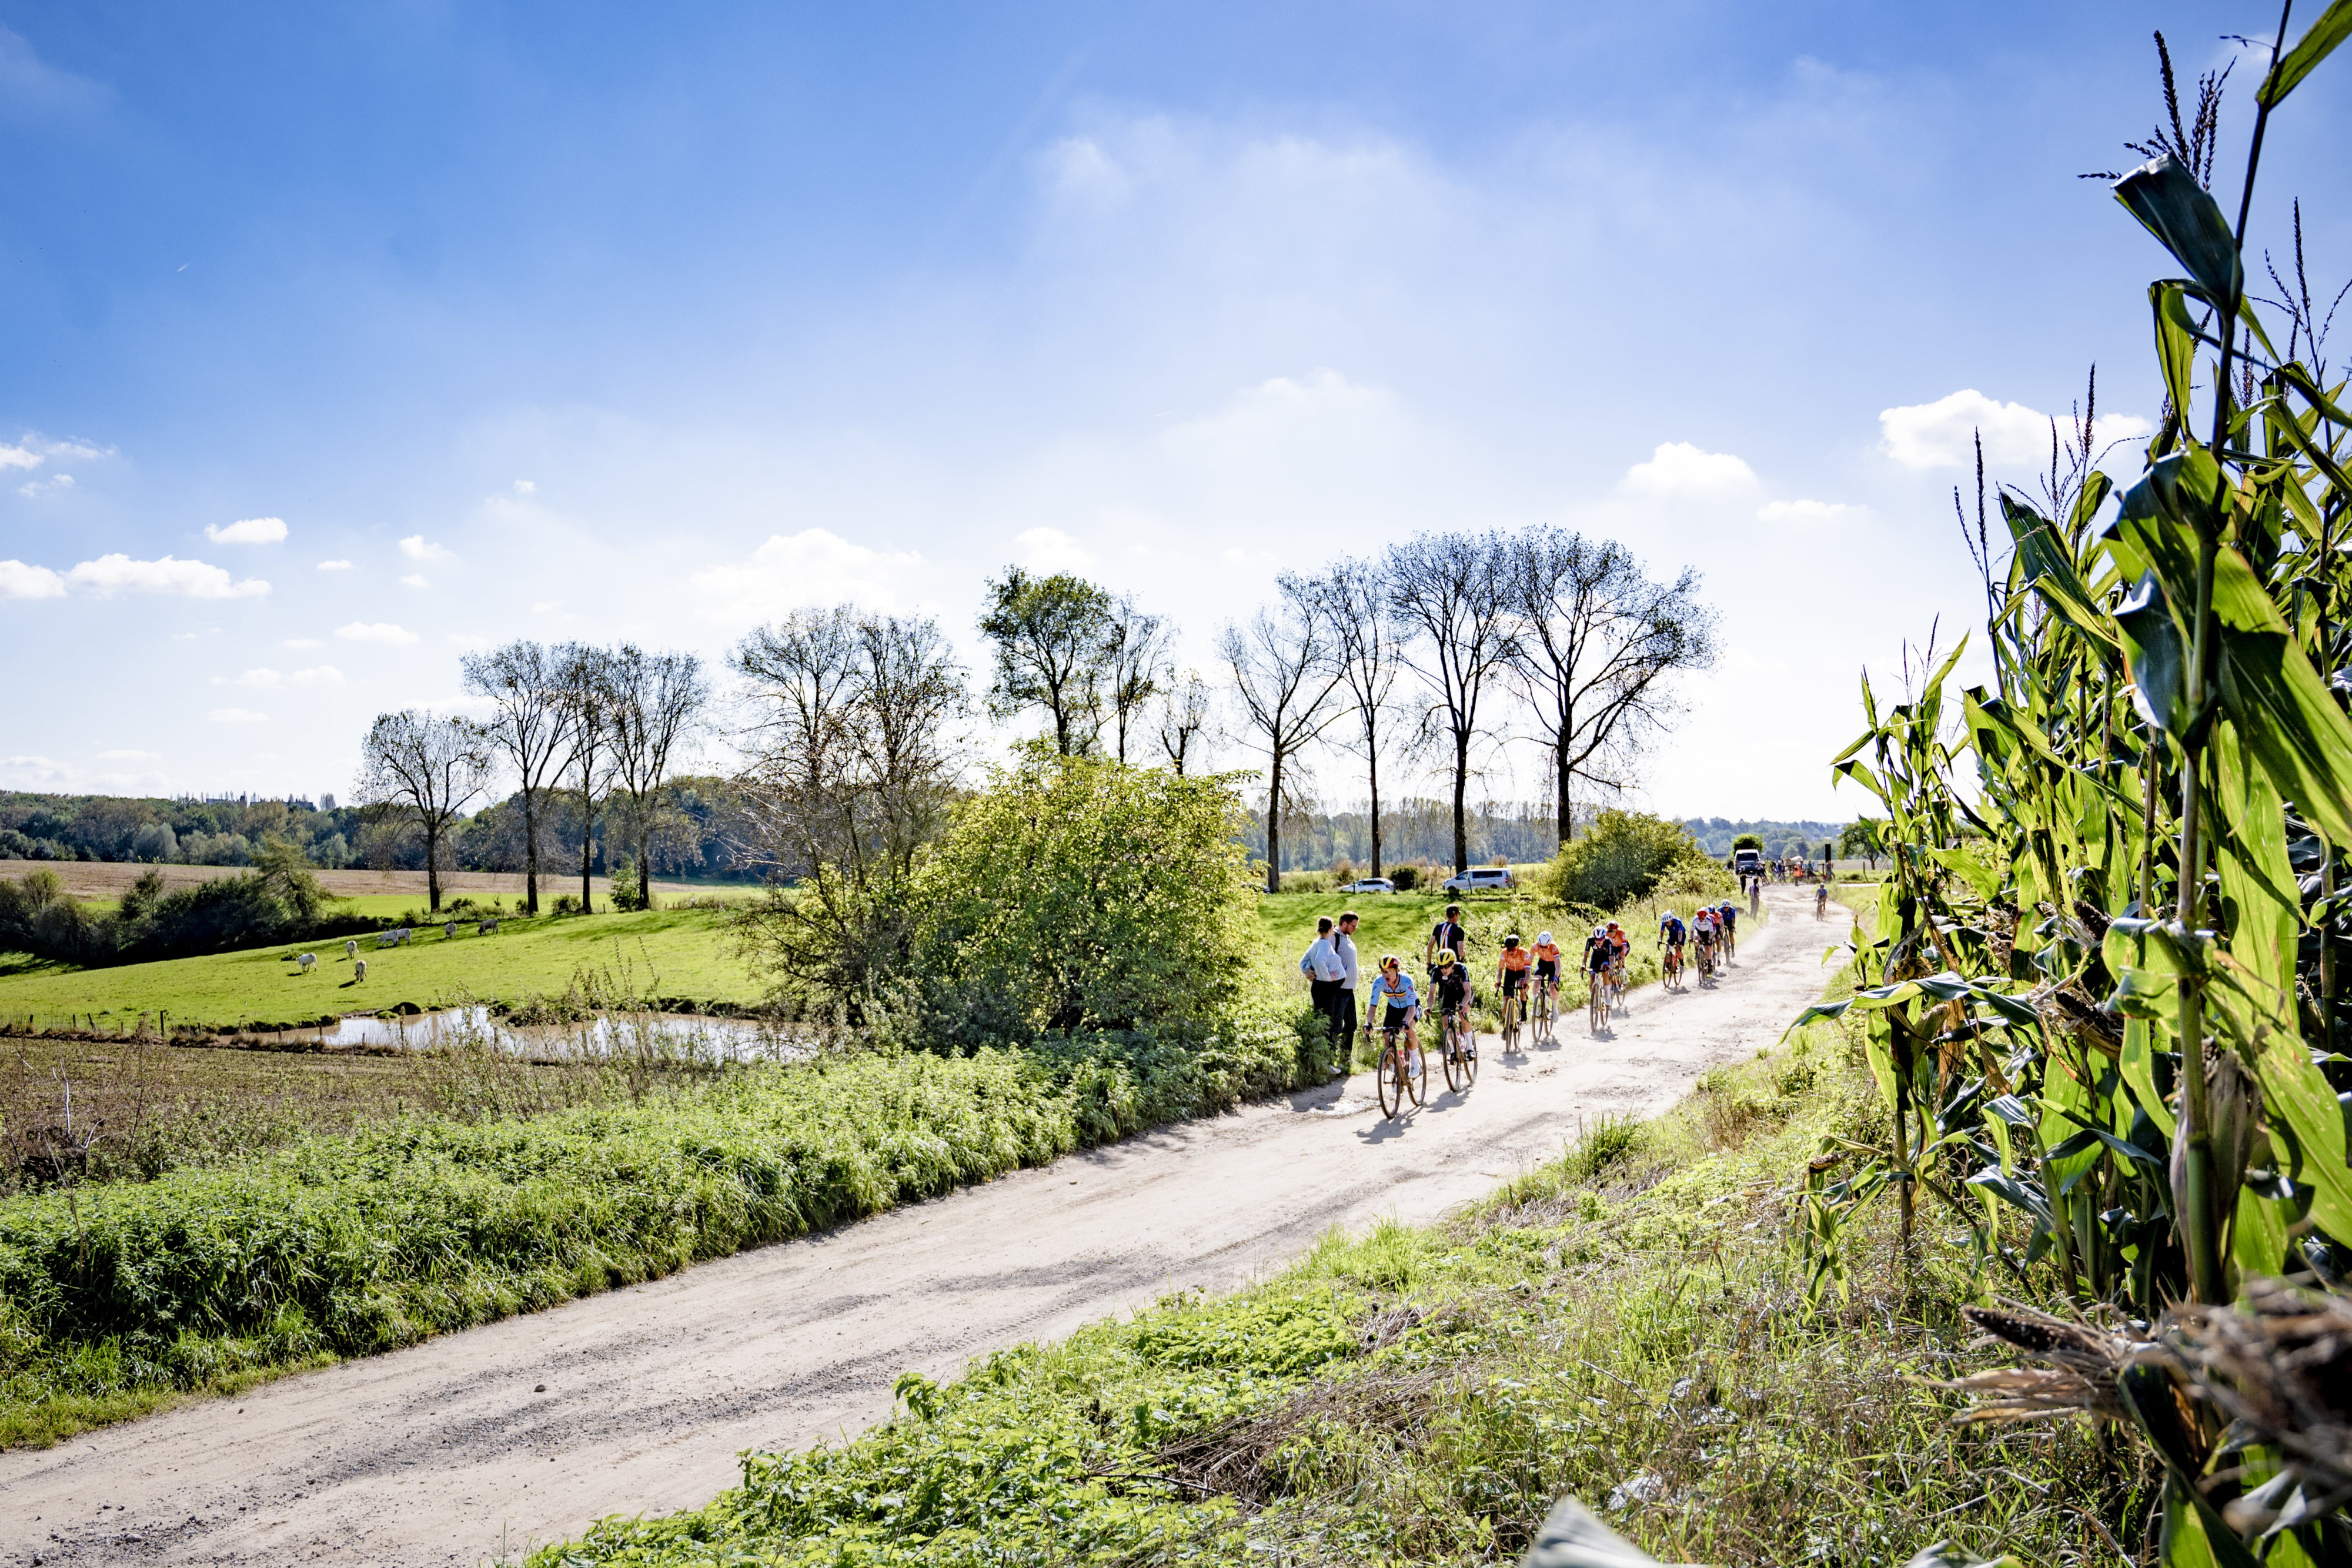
left=1334, top=910, right=1362, bottom=1045
left=1301, top=917, right=1346, bottom=1047
left=1425, top=903, right=1469, bottom=972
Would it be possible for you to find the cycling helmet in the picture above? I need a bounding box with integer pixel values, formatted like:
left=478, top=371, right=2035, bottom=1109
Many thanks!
left=1435, top=948, right=1457, bottom=966
left=1536, top=930, right=1554, bottom=947
left=1661, top=910, right=1675, bottom=921
left=1502, top=934, right=1521, bottom=948
left=1591, top=923, right=1607, bottom=936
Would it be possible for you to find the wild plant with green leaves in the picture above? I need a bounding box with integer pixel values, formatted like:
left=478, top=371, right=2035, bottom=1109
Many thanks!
left=1793, top=10, right=2352, bottom=1563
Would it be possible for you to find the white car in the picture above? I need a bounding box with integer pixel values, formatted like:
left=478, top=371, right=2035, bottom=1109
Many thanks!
left=1335, top=877, right=1395, bottom=894
left=1441, top=867, right=1515, bottom=893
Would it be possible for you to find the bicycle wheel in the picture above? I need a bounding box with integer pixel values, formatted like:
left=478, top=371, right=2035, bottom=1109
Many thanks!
left=1444, top=1017, right=1470, bottom=1093
left=1402, top=1035, right=1427, bottom=1107
left=1535, top=987, right=1553, bottom=1042
left=1378, top=1039, right=1405, bottom=1119
left=1458, top=1016, right=1478, bottom=1088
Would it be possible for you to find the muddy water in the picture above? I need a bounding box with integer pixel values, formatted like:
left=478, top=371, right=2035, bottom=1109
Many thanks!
left=312, top=1005, right=800, bottom=1061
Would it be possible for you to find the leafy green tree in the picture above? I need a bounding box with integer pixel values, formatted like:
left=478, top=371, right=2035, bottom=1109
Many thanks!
left=908, top=755, right=1257, bottom=1042
left=1731, top=832, right=1763, bottom=852
left=977, top=567, right=1116, bottom=755
left=1836, top=817, right=1883, bottom=869
left=1536, top=809, right=1715, bottom=910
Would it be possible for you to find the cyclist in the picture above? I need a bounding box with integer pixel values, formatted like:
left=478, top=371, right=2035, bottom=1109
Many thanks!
left=1605, top=920, right=1631, bottom=992
left=1532, top=929, right=1562, bottom=1027
left=1817, top=881, right=1830, bottom=918
left=1432, top=947, right=1475, bottom=1059
left=1692, top=904, right=1718, bottom=969
left=1426, top=902, right=1468, bottom=968
left=1496, top=934, right=1531, bottom=1037
left=1716, top=899, right=1738, bottom=959
left=1659, top=908, right=1687, bottom=976
left=1369, top=955, right=1422, bottom=1037
left=1582, top=922, right=1613, bottom=989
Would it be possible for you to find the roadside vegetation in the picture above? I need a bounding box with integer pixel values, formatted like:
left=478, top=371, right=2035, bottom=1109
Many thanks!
left=526, top=965, right=2127, bottom=1568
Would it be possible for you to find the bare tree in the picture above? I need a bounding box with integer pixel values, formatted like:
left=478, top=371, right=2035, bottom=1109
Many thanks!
left=1292, top=559, right=1401, bottom=877
left=607, top=646, right=711, bottom=910
left=733, top=607, right=968, bottom=1004
left=977, top=566, right=1115, bottom=755
left=1104, top=596, right=1174, bottom=764
left=556, top=643, right=620, bottom=912
left=1156, top=670, right=1216, bottom=775
left=461, top=640, right=574, bottom=915
left=1505, top=530, right=1717, bottom=848
left=354, top=710, right=490, bottom=912
left=1385, top=533, right=1516, bottom=874
left=1220, top=586, right=1344, bottom=894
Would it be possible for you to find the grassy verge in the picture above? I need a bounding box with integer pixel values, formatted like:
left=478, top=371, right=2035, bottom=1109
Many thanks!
left=0, top=907, right=764, bottom=1032
left=530, top=962, right=2134, bottom=1567
left=0, top=1002, right=1333, bottom=1450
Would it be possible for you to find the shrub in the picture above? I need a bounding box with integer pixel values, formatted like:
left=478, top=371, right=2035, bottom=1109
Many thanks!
left=550, top=894, right=583, bottom=917
left=1536, top=811, right=1716, bottom=910
left=1275, top=870, right=1332, bottom=893
left=1390, top=864, right=1419, bottom=891
left=908, top=757, right=1258, bottom=1044
left=1328, top=857, right=1354, bottom=884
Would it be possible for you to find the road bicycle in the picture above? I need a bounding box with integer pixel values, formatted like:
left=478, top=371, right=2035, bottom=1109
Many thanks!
left=1532, top=977, right=1556, bottom=1042
left=1721, top=926, right=1736, bottom=961
left=1695, top=936, right=1716, bottom=979
left=1377, top=1017, right=1425, bottom=1119
left=1441, top=1006, right=1478, bottom=1093
left=1662, top=942, right=1682, bottom=989
left=1587, top=968, right=1610, bottom=1033
left=1816, top=884, right=1830, bottom=920
left=1499, top=986, right=1522, bottom=1053
left=1607, top=958, right=1628, bottom=1011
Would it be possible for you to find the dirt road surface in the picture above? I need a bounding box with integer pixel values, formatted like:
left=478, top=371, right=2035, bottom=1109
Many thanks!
left=0, top=887, right=1852, bottom=1567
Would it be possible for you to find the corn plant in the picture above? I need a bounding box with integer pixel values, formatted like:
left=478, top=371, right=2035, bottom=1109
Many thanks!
left=1793, top=8, right=2352, bottom=1561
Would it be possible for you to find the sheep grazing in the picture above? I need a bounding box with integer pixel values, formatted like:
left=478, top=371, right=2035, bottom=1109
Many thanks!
left=296, top=953, right=316, bottom=974
left=478, top=918, right=500, bottom=935
left=353, top=958, right=368, bottom=982
left=345, top=939, right=359, bottom=958
left=445, top=921, right=460, bottom=938
left=377, top=927, right=414, bottom=948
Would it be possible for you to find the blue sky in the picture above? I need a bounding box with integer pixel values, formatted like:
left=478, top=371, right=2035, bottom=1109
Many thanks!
left=2, top=3, right=2345, bottom=820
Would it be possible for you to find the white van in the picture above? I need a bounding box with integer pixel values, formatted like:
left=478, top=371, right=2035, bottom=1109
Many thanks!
left=1441, top=867, right=1515, bottom=893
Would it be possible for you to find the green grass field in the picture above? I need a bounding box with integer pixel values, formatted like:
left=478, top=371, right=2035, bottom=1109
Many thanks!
left=0, top=907, right=766, bottom=1031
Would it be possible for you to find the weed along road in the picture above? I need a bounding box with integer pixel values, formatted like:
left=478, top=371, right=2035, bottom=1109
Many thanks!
left=0, top=887, right=1852, bottom=1568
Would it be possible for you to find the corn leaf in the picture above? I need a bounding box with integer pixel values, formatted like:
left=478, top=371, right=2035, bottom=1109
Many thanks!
left=2259, top=0, right=2352, bottom=106
left=2114, top=159, right=2243, bottom=307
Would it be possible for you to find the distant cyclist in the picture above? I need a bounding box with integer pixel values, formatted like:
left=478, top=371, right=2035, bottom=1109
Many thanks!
left=1582, top=922, right=1613, bottom=987
left=1716, top=899, right=1739, bottom=959
left=1659, top=907, right=1686, bottom=952
left=1496, top=934, right=1530, bottom=1034
left=1692, top=905, right=1718, bottom=966
left=1605, top=920, right=1631, bottom=991
left=1532, top=929, right=1562, bottom=1019
left=1426, top=903, right=1470, bottom=974
left=1432, top=947, right=1474, bottom=1048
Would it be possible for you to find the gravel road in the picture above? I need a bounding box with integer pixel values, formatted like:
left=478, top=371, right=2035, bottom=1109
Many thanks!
left=0, top=886, right=1852, bottom=1567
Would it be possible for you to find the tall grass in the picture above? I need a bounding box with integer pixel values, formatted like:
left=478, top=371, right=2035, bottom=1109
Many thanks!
left=0, top=997, right=1329, bottom=1449
left=530, top=973, right=2134, bottom=1567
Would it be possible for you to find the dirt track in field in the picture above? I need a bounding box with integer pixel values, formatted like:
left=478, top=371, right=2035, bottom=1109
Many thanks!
left=0, top=887, right=1853, bottom=1568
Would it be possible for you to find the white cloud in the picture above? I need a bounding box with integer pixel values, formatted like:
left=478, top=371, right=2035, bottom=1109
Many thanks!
left=18, top=473, right=75, bottom=498
left=687, top=528, right=927, bottom=623
left=336, top=621, right=418, bottom=645
left=0, top=443, right=38, bottom=471
left=206, top=707, right=269, bottom=724
left=400, top=573, right=430, bottom=588
left=65, top=554, right=270, bottom=599
left=399, top=534, right=453, bottom=562
left=316, top=559, right=352, bottom=571
left=514, top=479, right=536, bottom=494
left=1878, top=389, right=2154, bottom=470
left=1758, top=498, right=1863, bottom=523
left=0, top=26, right=112, bottom=121
left=0, top=754, right=74, bottom=787
left=42, top=439, right=111, bottom=463
left=0, top=560, right=68, bottom=599
left=1017, top=526, right=1098, bottom=573
left=1621, top=442, right=1758, bottom=496
left=205, top=516, right=287, bottom=546
left=289, top=664, right=343, bottom=687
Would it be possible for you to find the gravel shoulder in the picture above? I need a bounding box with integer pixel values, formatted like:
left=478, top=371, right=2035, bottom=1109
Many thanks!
left=0, top=887, right=1852, bottom=1568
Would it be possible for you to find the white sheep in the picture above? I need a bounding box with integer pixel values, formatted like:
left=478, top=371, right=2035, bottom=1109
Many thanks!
left=296, top=953, right=316, bottom=974
left=478, top=918, right=499, bottom=935
left=353, top=958, right=368, bottom=982
left=345, top=939, right=359, bottom=959
left=445, top=921, right=460, bottom=938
